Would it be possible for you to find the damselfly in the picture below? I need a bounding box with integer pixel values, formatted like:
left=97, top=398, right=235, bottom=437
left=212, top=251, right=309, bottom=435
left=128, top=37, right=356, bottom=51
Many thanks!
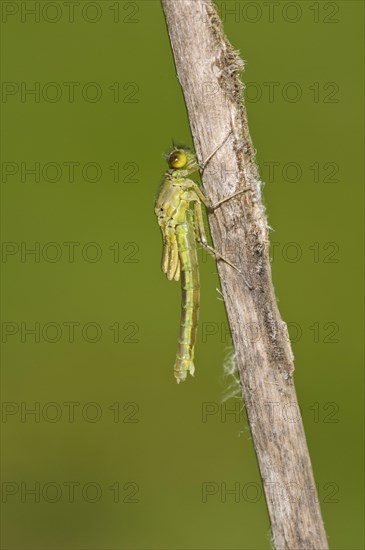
left=155, top=140, right=251, bottom=383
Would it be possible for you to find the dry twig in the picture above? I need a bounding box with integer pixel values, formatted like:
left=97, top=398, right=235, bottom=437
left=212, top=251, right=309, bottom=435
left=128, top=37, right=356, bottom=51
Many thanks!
left=161, top=1, right=328, bottom=548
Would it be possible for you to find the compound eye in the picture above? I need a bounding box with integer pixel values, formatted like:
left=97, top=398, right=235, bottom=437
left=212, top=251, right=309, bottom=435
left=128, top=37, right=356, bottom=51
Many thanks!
left=168, top=150, right=187, bottom=169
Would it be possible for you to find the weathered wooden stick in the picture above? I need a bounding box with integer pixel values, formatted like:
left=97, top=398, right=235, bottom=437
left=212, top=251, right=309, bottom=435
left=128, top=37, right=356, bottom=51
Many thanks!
left=161, top=1, right=328, bottom=548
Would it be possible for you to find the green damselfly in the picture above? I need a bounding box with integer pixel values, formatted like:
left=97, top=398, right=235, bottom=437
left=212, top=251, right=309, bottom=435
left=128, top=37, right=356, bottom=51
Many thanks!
left=155, top=140, right=251, bottom=383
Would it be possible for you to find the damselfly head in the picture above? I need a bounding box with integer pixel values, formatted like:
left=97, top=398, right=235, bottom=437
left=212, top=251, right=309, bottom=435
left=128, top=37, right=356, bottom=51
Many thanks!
left=166, top=146, right=198, bottom=172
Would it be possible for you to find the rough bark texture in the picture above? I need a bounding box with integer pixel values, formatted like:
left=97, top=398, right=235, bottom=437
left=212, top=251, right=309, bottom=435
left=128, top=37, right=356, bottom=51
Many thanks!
left=161, top=1, right=328, bottom=549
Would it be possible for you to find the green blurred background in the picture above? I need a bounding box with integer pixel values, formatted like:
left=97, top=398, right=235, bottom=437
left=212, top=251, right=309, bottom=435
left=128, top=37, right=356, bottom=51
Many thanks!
left=1, top=1, right=363, bottom=548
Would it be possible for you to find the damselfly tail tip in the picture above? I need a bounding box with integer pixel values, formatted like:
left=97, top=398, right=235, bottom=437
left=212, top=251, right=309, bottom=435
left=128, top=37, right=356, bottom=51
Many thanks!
left=174, top=361, right=195, bottom=384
